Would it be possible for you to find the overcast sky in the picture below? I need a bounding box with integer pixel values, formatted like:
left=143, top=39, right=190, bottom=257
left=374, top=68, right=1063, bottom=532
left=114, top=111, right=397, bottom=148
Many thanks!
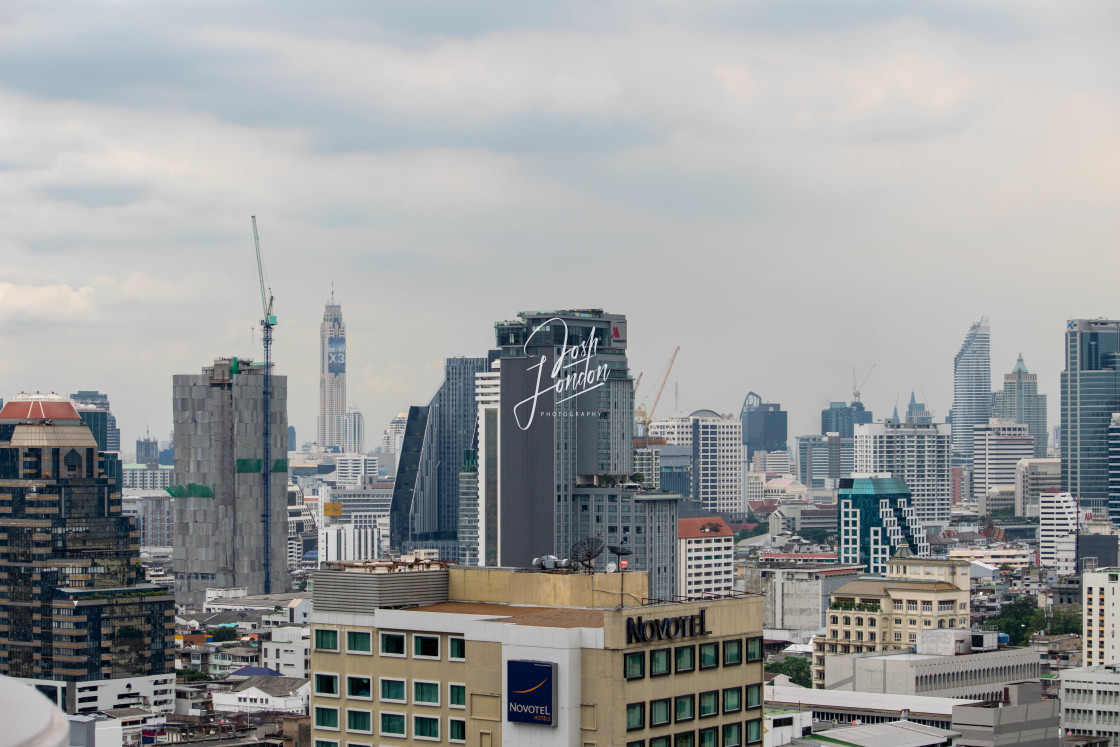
left=2, top=1, right=1118, bottom=453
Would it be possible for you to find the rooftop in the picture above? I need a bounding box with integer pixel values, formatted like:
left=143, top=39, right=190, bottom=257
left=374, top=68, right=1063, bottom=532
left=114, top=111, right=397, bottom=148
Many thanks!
left=412, top=601, right=607, bottom=629
left=232, top=675, right=309, bottom=698
left=678, top=516, right=733, bottom=539
left=831, top=578, right=962, bottom=596
left=0, top=397, right=81, bottom=422
left=766, top=685, right=983, bottom=717
left=808, top=720, right=960, bottom=747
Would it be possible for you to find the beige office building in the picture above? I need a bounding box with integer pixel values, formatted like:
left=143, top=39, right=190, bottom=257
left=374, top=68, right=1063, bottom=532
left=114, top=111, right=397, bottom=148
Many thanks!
left=309, top=562, right=765, bottom=747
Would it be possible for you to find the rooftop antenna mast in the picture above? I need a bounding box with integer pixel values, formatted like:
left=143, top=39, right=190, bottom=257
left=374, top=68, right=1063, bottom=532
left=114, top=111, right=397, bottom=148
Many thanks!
left=252, top=216, right=277, bottom=593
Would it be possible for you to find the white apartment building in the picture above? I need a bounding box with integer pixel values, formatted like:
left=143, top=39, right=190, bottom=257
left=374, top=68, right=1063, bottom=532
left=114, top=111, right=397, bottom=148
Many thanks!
left=648, top=417, right=694, bottom=445
left=972, top=420, right=1033, bottom=500
left=691, top=412, right=743, bottom=512
left=1060, top=665, right=1120, bottom=744
left=334, top=454, right=378, bottom=487
left=1040, top=489, right=1079, bottom=569
left=855, top=422, right=952, bottom=530
left=474, top=366, right=500, bottom=567
left=262, top=625, right=311, bottom=679
left=121, top=464, right=174, bottom=490
left=677, top=516, right=735, bottom=598
left=1014, top=458, right=1060, bottom=518
left=1083, top=569, right=1120, bottom=667
left=319, top=523, right=383, bottom=563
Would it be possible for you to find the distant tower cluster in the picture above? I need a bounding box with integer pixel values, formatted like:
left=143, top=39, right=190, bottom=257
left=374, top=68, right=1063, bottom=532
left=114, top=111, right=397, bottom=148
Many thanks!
left=344, top=406, right=365, bottom=454
left=70, top=390, right=121, bottom=452
left=951, top=317, right=992, bottom=464
left=318, top=291, right=346, bottom=451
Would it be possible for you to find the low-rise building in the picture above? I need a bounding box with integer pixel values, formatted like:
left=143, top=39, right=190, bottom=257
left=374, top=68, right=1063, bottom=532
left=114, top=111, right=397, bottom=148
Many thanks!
left=212, top=675, right=310, bottom=715
left=951, top=681, right=1058, bottom=747
left=738, top=563, right=863, bottom=638
left=263, top=625, right=311, bottom=679
left=765, top=684, right=982, bottom=731
left=1061, top=666, right=1120, bottom=745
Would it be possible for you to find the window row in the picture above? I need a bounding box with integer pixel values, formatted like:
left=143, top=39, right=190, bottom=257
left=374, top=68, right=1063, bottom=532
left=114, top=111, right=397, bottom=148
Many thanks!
left=313, top=629, right=466, bottom=660
left=314, top=674, right=464, bottom=707
left=624, top=719, right=762, bottom=747
left=313, top=708, right=465, bottom=743
left=625, top=685, right=762, bottom=729
left=625, top=638, right=761, bottom=679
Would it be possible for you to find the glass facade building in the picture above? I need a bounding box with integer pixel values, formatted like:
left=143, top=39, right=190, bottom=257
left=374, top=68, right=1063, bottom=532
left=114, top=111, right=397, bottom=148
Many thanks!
left=740, top=392, right=787, bottom=462
left=952, top=318, right=992, bottom=465
left=838, top=475, right=930, bottom=574
left=1062, top=319, right=1120, bottom=518
left=993, top=354, right=1048, bottom=459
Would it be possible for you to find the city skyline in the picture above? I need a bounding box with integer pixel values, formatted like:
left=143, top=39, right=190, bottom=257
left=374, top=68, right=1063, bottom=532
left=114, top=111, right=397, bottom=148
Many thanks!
left=1, top=2, right=1117, bottom=452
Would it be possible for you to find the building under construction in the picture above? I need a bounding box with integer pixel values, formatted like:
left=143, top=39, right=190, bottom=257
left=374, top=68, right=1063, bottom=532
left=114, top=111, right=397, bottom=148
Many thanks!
left=172, top=357, right=289, bottom=609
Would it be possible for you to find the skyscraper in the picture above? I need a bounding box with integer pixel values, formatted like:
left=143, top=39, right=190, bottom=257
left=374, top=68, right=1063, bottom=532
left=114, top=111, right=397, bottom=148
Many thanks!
left=136, top=432, right=159, bottom=467
left=0, top=395, right=174, bottom=709
left=1062, top=319, right=1120, bottom=518
left=837, top=475, right=930, bottom=574
left=993, top=354, right=1048, bottom=458
left=971, top=420, right=1034, bottom=500
left=740, top=392, right=787, bottom=462
left=172, top=357, right=289, bottom=608
left=343, top=406, right=364, bottom=454
left=688, top=411, right=743, bottom=512
left=318, top=292, right=346, bottom=451
left=952, top=317, right=992, bottom=464
left=855, top=421, right=952, bottom=530
left=797, top=432, right=854, bottom=489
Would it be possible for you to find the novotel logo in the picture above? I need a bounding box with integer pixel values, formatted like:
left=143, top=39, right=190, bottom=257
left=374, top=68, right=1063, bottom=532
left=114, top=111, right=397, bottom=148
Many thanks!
left=626, top=608, right=710, bottom=645
left=507, top=660, right=557, bottom=727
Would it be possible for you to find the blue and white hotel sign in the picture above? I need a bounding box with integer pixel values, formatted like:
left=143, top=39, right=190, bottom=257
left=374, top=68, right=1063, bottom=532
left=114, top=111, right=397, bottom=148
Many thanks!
left=507, top=660, right=557, bottom=726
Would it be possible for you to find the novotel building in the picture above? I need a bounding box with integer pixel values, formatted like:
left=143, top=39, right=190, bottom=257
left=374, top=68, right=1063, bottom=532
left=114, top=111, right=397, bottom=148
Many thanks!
left=308, top=561, right=765, bottom=747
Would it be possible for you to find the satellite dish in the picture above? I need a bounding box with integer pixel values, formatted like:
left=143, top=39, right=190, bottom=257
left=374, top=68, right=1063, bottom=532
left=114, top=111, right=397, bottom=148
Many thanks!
left=608, top=544, right=632, bottom=557
left=569, top=538, right=605, bottom=570
left=606, top=562, right=618, bottom=573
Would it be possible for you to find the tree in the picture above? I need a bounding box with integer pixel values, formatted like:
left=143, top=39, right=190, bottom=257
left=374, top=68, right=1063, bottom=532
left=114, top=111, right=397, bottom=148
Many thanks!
left=988, top=596, right=1047, bottom=646
left=765, top=657, right=812, bottom=688
left=178, top=667, right=211, bottom=682
left=208, top=626, right=239, bottom=642
left=630, top=473, right=645, bottom=484
left=796, top=528, right=834, bottom=545
left=1051, top=605, right=1082, bottom=636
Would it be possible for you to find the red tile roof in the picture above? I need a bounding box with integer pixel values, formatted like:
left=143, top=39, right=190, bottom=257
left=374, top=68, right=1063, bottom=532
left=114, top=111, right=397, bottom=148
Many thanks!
left=678, top=516, right=733, bottom=539
left=0, top=399, right=81, bottom=421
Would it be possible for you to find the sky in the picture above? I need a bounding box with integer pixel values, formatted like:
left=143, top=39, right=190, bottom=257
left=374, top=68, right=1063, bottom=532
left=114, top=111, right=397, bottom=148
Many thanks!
left=1, top=0, right=1118, bottom=453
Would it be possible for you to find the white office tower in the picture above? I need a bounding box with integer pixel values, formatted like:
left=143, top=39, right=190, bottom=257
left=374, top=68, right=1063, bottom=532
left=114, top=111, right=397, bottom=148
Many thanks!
left=648, top=417, right=695, bottom=446
left=334, top=454, right=378, bottom=487
left=318, top=523, right=382, bottom=563
left=952, top=317, right=992, bottom=465
left=689, top=411, right=744, bottom=512
left=380, top=413, right=407, bottom=472
left=1039, top=489, right=1079, bottom=568
left=855, top=421, right=952, bottom=530
left=972, top=420, right=1034, bottom=499
left=1014, top=458, right=1060, bottom=518
left=343, top=406, right=364, bottom=454
left=318, top=293, right=346, bottom=450
left=474, top=365, right=501, bottom=567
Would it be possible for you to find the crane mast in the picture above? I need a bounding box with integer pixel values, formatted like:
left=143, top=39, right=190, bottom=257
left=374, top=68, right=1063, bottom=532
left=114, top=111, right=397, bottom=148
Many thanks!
left=252, top=216, right=276, bottom=594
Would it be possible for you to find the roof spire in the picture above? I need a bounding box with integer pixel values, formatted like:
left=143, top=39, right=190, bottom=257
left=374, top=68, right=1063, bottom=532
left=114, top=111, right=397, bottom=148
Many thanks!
left=1012, top=353, right=1028, bottom=374
left=330, top=282, right=334, bottom=305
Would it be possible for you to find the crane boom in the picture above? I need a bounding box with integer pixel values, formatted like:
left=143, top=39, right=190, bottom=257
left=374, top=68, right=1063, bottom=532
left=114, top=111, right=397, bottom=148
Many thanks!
left=647, top=346, right=680, bottom=424
left=252, top=216, right=274, bottom=323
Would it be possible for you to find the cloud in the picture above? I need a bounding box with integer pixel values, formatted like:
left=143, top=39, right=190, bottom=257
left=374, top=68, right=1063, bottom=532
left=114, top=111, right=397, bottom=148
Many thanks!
left=0, top=281, right=97, bottom=323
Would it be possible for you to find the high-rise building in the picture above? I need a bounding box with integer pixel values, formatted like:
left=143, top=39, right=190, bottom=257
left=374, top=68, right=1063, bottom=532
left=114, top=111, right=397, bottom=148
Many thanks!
left=1015, top=458, right=1060, bottom=518
left=837, top=475, right=930, bottom=573
left=1039, top=489, right=1079, bottom=569
left=952, top=317, right=992, bottom=465
left=1082, top=569, right=1120, bottom=667
left=855, top=421, right=952, bottom=530
left=136, top=433, right=158, bottom=467
left=457, top=449, right=480, bottom=567
left=318, top=293, right=346, bottom=451
left=1110, top=414, right=1120, bottom=526
left=740, top=392, right=787, bottom=462
left=0, top=395, right=174, bottom=710
left=971, top=420, right=1034, bottom=500
left=474, top=367, right=500, bottom=567
left=903, top=392, right=933, bottom=425
left=1061, top=319, right=1120, bottom=518
left=287, top=425, right=296, bottom=452
left=334, top=454, right=378, bottom=487
left=343, top=406, right=364, bottom=454
left=821, top=402, right=856, bottom=439
left=70, top=390, right=121, bottom=452
left=678, top=516, right=735, bottom=598
left=652, top=411, right=742, bottom=512
left=797, top=432, right=854, bottom=489
left=171, top=357, right=289, bottom=608
left=993, top=354, right=1048, bottom=458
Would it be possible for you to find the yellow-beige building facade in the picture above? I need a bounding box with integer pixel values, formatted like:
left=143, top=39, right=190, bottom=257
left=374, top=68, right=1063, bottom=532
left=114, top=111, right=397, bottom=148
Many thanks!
left=309, top=562, right=765, bottom=747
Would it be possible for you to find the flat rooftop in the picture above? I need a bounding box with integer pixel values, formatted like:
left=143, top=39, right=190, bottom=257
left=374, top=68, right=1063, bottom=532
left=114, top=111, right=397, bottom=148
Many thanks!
left=766, top=685, right=983, bottom=717
left=413, top=601, right=606, bottom=629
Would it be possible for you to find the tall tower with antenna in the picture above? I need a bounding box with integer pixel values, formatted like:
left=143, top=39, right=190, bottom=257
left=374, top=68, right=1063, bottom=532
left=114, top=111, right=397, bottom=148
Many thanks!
left=318, top=287, right=347, bottom=451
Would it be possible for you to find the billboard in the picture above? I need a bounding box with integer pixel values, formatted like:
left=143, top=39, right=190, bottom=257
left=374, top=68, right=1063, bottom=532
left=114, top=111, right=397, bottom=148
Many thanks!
left=328, top=337, right=346, bottom=373
left=507, top=660, right=557, bottom=726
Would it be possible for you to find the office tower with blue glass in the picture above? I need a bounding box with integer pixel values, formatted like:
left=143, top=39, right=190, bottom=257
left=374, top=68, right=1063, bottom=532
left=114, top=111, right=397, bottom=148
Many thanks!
left=838, top=475, right=930, bottom=574
left=952, top=317, right=992, bottom=465
left=1062, top=319, right=1120, bottom=520
left=994, top=354, right=1048, bottom=459
left=741, top=392, right=787, bottom=462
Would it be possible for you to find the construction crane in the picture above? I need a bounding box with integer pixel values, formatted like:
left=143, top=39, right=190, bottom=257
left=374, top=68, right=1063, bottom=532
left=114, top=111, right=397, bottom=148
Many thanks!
left=852, top=364, right=876, bottom=404
left=638, top=346, right=680, bottom=442
left=252, top=216, right=277, bottom=594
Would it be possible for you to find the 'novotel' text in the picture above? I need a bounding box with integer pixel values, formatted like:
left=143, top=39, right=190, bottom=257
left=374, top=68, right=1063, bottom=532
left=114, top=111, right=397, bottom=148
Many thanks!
left=626, top=609, right=710, bottom=644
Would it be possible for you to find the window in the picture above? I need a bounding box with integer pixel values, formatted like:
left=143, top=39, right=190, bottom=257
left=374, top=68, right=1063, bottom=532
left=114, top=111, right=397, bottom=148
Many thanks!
left=413, top=715, right=439, bottom=741
left=747, top=718, right=762, bottom=744
left=314, top=629, right=338, bottom=651
left=449, top=683, right=466, bottom=708
left=414, top=635, right=440, bottom=659
left=830, top=614, right=838, bottom=624
left=449, top=718, right=466, bottom=743
left=380, top=678, right=406, bottom=703
left=449, top=637, right=466, bottom=660
left=651, top=738, right=671, bottom=747
left=675, top=694, right=695, bottom=722
left=650, top=698, right=671, bottom=726
left=675, top=645, right=695, bottom=673
left=314, top=706, right=339, bottom=730
left=699, top=726, right=718, bottom=747
left=723, top=722, right=742, bottom=747
left=893, top=600, right=903, bottom=610
left=746, top=637, right=763, bottom=661
left=315, top=673, right=339, bottom=697
left=414, top=681, right=439, bottom=705
left=346, top=631, right=371, bottom=653
left=723, top=639, right=742, bottom=666
left=627, top=702, right=646, bottom=730
left=651, top=648, right=671, bottom=676
left=380, top=632, right=405, bottom=656
left=379, top=713, right=405, bottom=737
left=346, top=710, right=372, bottom=733
left=746, top=684, right=761, bottom=709
left=314, top=742, right=337, bottom=747
left=723, top=687, right=742, bottom=713
left=628, top=742, right=646, bottom=747
left=625, top=651, right=645, bottom=679
left=699, top=642, right=719, bottom=669
left=842, top=616, right=850, bottom=625
left=346, top=676, right=371, bottom=699
left=675, top=733, right=695, bottom=747
left=894, top=632, right=902, bottom=642
left=699, top=690, right=718, bottom=718
left=922, top=601, right=932, bottom=612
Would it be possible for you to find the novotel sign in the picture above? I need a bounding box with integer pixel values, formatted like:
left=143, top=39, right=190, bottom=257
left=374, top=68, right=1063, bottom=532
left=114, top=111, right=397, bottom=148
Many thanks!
left=626, top=608, right=710, bottom=645
left=507, top=660, right=557, bottom=727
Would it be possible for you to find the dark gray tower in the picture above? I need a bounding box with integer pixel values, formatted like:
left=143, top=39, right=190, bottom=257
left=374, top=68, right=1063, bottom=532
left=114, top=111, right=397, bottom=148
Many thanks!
left=740, top=392, right=787, bottom=462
